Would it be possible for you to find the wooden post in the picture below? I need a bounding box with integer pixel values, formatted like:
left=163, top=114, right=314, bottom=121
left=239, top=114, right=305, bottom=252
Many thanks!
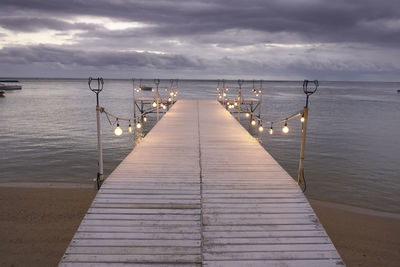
left=95, top=104, right=104, bottom=187
left=297, top=107, right=308, bottom=185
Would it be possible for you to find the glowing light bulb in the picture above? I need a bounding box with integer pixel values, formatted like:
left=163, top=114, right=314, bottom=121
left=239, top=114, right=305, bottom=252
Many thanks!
left=227, top=102, right=230, bottom=105
left=152, top=101, right=157, bottom=108
left=258, top=90, right=262, bottom=93
left=251, top=120, right=256, bottom=126
left=234, top=102, right=238, bottom=106
left=256, top=94, right=259, bottom=97
left=136, top=122, right=142, bottom=129
left=282, top=122, right=289, bottom=134
left=258, top=125, right=264, bottom=132
left=162, top=105, right=167, bottom=110
left=143, top=117, right=148, bottom=122
left=128, top=123, right=133, bottom=133
left=246, top=113, right=250, bottom=118
left=226, top=88, right=229, bottom=91
left=269, top=127, right=274, bottom=135
left=219, top=95, right=222, bottom=99
left=170, top=92, right=174, bottom=96
left=223, top=93, right=226, bottom=96
left=114, top=123, right=122, bottom=136
left=168, top=97, right=171, bottom=102
left=300, top=116, right=305, bottom=122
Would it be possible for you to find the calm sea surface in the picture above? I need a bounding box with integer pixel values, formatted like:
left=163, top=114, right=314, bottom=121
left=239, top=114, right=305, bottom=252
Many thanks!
left=0, top=79, right=399, bottom=213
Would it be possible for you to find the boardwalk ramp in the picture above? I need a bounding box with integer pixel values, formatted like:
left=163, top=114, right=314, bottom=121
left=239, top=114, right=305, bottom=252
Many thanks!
left=59, top=99, right=345, bottom=266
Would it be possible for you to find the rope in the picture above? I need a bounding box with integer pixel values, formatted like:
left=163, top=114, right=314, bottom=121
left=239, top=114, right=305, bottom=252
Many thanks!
left=245, top=109, right=304, bottom=125
left=100, top=107, right=155, bottom=122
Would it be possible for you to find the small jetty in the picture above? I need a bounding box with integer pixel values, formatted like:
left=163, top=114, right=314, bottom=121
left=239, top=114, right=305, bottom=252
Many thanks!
left=60, top=99, right=344, bottom=266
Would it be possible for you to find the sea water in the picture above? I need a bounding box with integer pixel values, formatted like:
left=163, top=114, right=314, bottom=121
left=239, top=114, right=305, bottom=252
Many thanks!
left=0, top=79, right=399, bottom=213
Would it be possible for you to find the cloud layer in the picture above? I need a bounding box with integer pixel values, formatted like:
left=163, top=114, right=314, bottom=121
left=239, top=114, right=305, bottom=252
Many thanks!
left=1, top=0, right=399, bottom=80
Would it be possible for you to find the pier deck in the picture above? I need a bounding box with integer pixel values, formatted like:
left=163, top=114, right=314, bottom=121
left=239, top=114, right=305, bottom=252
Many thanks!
left=60, top=100, right=344, bottom=266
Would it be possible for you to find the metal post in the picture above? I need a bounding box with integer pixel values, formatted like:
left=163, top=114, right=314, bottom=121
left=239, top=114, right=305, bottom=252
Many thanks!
left=133, top=79, right=136, bottom=124
left=89, top=77, right=104, bottom=190
left=170, top=79, right=174, bottom=104
left=297, top=107, right=308, bottom=185
left=175, top=79, right=179, bottom=102
left=155, top=79, right=160, bottom=121
left=217, top=80, right=220, bottom=101
left=222, top=79, right=226, bottom=106
left=238, top=80, right=243, bottom=122
left=258, top=80, right=262, bottom=123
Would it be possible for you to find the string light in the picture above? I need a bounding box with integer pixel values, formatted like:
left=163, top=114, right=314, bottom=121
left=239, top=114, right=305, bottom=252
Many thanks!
left=143, top=116, right=148, bottom=122
left=301, top=115, right=305, bottom=122
left=234, top=102, right=238, bottom=106
left=114, top=121, right=122, bottom=136
left=251, top=120, right=256, bottom=126
left=246, top=113, right=250, bottom=118
left=136, top=122, right=142, bottom=129
left=152, top=101, right=157, bottom=108
left=258, top=125, right=264, bottom=132
left=168, top=97, right=171, bottom=102
left=128, top=121, right=133, bottom=133
left=162, top=104, right=167, bottom=110
left=282, top=121, right=289, bottom=134
left=170, top=92, right=174, bottom=96
left=268, top=125, right=274, bottom=135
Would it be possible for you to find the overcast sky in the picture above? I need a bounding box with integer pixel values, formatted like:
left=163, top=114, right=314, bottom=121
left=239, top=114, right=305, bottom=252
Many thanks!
left=0, top=0, right=399, bottom=80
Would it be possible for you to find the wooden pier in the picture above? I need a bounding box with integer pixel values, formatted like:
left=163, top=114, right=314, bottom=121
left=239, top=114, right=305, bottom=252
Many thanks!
left=60, top=100, right=345, bottom=266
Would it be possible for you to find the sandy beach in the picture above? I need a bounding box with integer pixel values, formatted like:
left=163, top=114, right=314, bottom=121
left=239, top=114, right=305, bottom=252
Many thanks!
left=0, top=185, right=399, bottom=267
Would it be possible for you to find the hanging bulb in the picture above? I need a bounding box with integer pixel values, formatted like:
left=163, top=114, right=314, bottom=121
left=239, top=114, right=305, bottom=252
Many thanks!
left=300, top=115, right=305, bottom=122
left=258, top=125, right=264, bottom=132
left=170, top=92, right=174, bottom=96
left=152, top=101, right=157, bottom=108
left=268, top=127, right=274, bottom=135
left=245, top=113, right=250, bottom=118
left=234, top=102, right=238, bottom=106
left=219, top=95, right=222, bottom=99
left=251, top=120, right=256, bottom=126
left=223, top=93, right=226, bottom=96
left=128, top=122, right=133, bottom=133
left=258, top=90, right=262, bottom=93
left=136, top=122, right=142, bottom=129
left=114, top=122, right=123, bottom=136
left=256, top=94, right=259, bottom=97
left=282, top=122, right=289, bottom=134
left=226, top=88, right=229, bottom=91
left=143, top=116, right=148, bottom=122
left=163, top=104, right=167, bottom=110
left=168, top=97, right=171, bottom=102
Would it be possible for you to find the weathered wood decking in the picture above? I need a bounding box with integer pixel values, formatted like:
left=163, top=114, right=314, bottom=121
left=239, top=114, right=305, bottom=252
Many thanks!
left=60, top=100, right=345, bottom=267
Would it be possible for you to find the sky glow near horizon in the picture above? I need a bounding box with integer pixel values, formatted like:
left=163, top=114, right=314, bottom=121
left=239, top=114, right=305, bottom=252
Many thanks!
left=0, top=0, right=399, bottom=80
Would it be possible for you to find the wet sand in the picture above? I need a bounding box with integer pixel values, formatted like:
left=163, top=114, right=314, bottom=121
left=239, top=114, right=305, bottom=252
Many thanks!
left=0, top=185, right=399, bottom=267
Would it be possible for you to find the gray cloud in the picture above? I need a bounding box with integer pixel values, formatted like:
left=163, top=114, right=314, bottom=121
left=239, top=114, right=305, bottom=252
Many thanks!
left=0, top=0, right=399, bottom=80
left=0, top=45, right=204, bottom=69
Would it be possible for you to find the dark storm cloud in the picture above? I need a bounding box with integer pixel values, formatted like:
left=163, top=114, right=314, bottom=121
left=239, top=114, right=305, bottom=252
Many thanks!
left=0, top=45, right=203, bottom=69
left=0, top=17, right=97, bottom=32
left=1, top=0, right=400, bottom=46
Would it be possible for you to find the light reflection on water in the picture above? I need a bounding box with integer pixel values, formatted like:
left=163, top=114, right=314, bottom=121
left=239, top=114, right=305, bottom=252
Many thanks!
left=0, top=79, right=399, bottom=213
